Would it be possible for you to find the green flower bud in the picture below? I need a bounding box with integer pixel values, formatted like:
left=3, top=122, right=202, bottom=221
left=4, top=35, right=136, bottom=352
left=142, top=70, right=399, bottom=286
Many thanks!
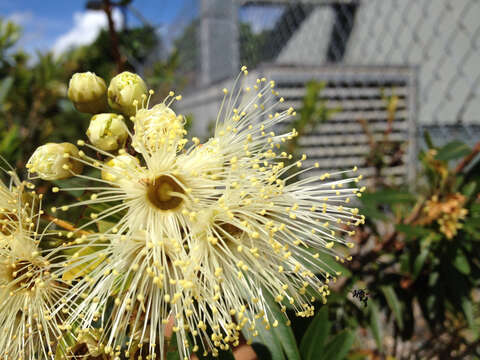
left=107, top=72, right=147, bottom=116
left=27, top=143, right=83, bottom=181
left=132, top=103, right=186, bottom=152
left=86, top=113, right=128, bottom=151
left=101, top=153, right=140, bottom=183
left=67, top=72, right=108, bottom=114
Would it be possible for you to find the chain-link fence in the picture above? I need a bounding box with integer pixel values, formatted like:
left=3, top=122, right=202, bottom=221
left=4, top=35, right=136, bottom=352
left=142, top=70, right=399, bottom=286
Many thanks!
left=168, top=0, right=479, bottom=184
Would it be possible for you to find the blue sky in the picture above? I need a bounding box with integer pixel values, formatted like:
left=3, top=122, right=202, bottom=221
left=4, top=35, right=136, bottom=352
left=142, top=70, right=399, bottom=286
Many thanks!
left=0, top=0, right=194, bottom=55
left=0, top=0, right=282, bottom=56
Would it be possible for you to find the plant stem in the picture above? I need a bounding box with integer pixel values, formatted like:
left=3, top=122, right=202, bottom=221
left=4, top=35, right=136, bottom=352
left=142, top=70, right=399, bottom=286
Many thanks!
left=42, top=214, right=91, bottom=236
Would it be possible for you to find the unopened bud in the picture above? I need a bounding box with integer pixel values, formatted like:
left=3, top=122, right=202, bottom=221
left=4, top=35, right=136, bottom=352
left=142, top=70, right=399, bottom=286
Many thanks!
left=101, top=154, right=140, bottom=183
left=132, top=103, right=185, bottom=152
left=27, top=143, right=83, bottom=180
left=86, top=113, right=128, bottom=151
left=107, top=72, right=147, bottom=116
left=67, top=72, right=108, bottom=114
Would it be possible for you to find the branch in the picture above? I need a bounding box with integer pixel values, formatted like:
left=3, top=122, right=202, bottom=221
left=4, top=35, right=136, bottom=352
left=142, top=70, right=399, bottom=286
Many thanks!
left=42, top=214, right=91, bottom=236
left=455, top=141, right=480, bottom=174
left=103, top=0, right=124, bottom=73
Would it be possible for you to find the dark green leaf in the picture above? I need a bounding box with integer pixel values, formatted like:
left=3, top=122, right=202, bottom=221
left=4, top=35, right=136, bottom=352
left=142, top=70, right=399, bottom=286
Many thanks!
left=396, top=224, right=433, bottom=240
left=300, top=307, right=330, bottom=360
left=381, top=286, right=404, bottom=330
left=423, top=131, right=434, bottom=149
left=319, top=330, right=355, bottom=360
left=362, top=190, right=415, bottom=204
left=303, top=249, right=352, bottom=278
left=369, top=301, right=383, bottom=352
left=461, top=296, right=475, bottom=329
left=453, top=250, right=471, bottom=275
left=359, top=205, right=388, bottom=221
left=0, top=76, right=13, bottom=104
left=436, top=141, right=471, bottom=161
left=266, top=293, right=301, bottom=360
left=166, top=333, right=181, bottom=360
left=242, top=311, right=285, bottom=360
left=413, top=248, right=429, bottom=279
left=461, top=181, right=477, bottom=199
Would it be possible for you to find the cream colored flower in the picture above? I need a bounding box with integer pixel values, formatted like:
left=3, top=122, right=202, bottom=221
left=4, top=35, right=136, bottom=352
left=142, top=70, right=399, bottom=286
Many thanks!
left=68, top=72, right=108, bottom=114
left=27, top=142, right=83, bottom=180
left=86, top=113, right=128, bottom=151
left=53, top=67, right=364, bottom=359
left=107, top=71, right=147, bottom=116
left=0, top=170, right=71, bottom=360
left=132, top=101, right=186, bottom=153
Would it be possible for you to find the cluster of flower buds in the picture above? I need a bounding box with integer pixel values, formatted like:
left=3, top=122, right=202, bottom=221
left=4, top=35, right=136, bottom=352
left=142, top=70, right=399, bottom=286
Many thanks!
left=28, top=71, right=161, bottom=181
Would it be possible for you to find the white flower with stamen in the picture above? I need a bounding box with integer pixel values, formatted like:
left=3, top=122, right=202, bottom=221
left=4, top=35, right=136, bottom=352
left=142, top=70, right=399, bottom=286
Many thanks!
left=0, top=170, right=72, bottom=360
left=0, top=163, right=39, bottom=244
left=59, top=230, right=195, bottom=359
left=47, top=67, right=365, bottom=359
left=131, top=91, right=187, bottom=153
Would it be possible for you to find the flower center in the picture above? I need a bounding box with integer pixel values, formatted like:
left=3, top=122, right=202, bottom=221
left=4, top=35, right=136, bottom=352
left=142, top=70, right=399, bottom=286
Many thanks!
left=146, top=175, right=185, bottom=211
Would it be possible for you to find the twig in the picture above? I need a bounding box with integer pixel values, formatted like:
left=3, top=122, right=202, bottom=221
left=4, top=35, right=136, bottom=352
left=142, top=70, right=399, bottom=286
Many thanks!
left=42, top=214, right=91, bottom=236
left=103, top=0, right=124, bottom=73
left=455, top=141, right=480, bottom=174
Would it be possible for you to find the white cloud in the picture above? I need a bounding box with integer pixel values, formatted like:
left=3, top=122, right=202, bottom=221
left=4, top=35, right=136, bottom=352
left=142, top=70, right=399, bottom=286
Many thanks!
left=6, top=11, right=34, bottom=25
left=52, top=9, right=123, bottom=56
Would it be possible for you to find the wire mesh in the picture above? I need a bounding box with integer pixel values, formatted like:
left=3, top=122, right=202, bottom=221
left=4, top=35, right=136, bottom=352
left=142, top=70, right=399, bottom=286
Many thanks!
left=170, top=0, right=479, bottom=166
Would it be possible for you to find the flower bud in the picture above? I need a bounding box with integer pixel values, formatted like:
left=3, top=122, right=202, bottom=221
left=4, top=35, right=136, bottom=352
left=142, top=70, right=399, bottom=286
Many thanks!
left=27, top=143, right=83, bottom=181
left=132, top=103, right=186, bottom=152
left=101, top=153, right=140, bottom=183
left=67, top=72, right=108, bottom=114
left=86, top=113, right=128, bottom=151
left=107, top=72, right=147, bottom=116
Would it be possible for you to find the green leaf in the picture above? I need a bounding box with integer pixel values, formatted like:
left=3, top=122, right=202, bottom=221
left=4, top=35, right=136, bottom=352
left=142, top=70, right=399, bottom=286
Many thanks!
left=461, top=181, right=477, bottom=199
left=97, top=220, right=116, bottom=233
left=319, top=330, right=355, bottom=360
left=302, top=249, right=351, bottom=278
left=435, top=141, right=471, bottom=161
left=241, top=312, right=285, bottom=360
left=369, top=301, right=383, bottom=352
left=461, top=296, right=475, bottom=329
left=166, top=332, right=181, bottom=360
left=380, top=286, right=404, bottom=330
left=396, top=224, right=433, bottom=240
left=359, top=204, right=388, bottom=221
left=413, top=248, right=429, bottom=279
left=453, top=250, right=471, bottom=275
left=266, top=293, right=301, bottom=360
left=300, top=307, right=330, bottom=360
left=362, top=190, right=415, bottom=204
left=423, top=130, right=434, bottom=149
left=0, top=76, right=13, bottom=104
left=216, top=351, right=235, bottom=360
